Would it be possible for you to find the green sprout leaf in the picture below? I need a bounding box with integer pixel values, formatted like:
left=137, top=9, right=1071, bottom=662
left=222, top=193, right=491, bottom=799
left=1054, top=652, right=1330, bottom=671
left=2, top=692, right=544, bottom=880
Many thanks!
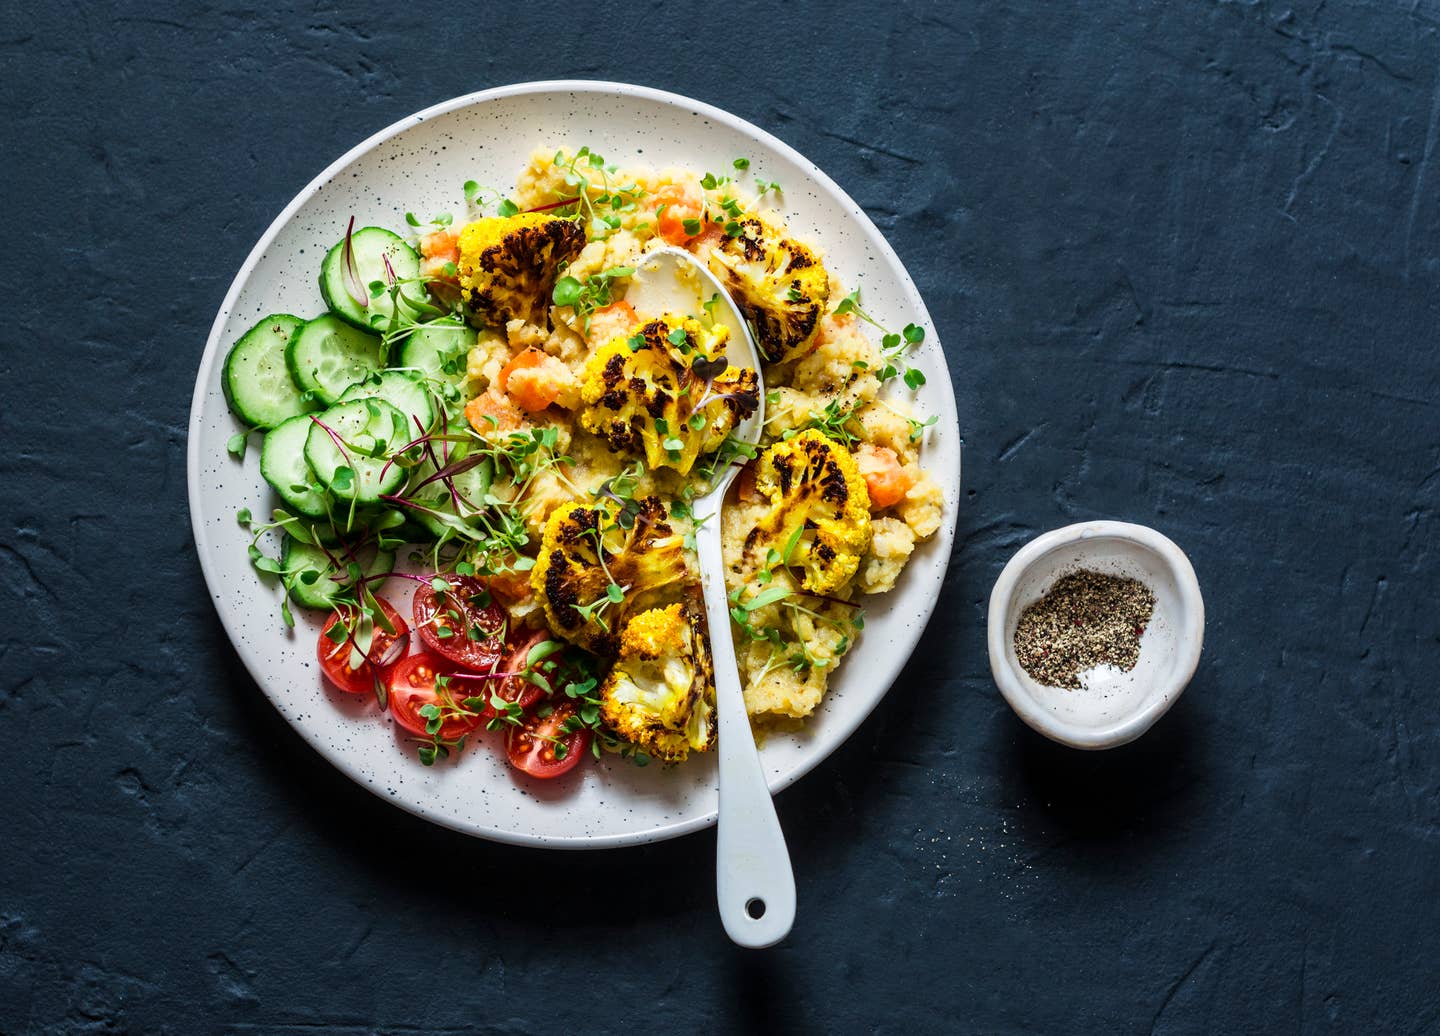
left=553, top=276, right=584, bottom=307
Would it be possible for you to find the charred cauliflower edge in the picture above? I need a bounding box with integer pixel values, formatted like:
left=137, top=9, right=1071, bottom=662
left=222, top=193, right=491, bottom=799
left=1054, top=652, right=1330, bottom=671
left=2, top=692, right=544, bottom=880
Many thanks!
left=458, top=213, right=586, bottom=327
left=597, top=598, right=716, bottom=762
left=530, top=496, right=692, bottom=657
left=706, top=214, right=831, bottom=363
left=578, top=315, right=760, bottom=475
left=743, top=429, right=873, bottom=594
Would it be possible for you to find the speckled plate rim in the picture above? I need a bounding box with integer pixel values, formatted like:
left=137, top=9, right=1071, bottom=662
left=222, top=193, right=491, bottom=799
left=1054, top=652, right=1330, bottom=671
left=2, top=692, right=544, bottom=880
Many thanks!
left=186, top=80, right=962, bottom=848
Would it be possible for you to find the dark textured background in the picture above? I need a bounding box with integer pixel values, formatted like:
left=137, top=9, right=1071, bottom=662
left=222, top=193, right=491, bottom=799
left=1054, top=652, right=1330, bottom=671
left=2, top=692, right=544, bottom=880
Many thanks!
left=3, top=1, right=1438, bottom=1032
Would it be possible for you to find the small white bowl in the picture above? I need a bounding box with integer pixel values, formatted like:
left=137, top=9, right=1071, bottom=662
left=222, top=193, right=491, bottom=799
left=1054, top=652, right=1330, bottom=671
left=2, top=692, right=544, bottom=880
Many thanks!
left=987, top=521, right=1204, bottom=749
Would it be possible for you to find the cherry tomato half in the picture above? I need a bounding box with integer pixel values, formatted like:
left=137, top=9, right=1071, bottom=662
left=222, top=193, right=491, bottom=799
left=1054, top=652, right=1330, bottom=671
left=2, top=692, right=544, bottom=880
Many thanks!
left=386, top=652, right=483, bottom=741
left=479, top=629, right=552, bottom=720
left=505, top=699, right=591, bottom=779
left=411, top=576, right=507, bottom=672
left=317, top=597, right=409, bottom=695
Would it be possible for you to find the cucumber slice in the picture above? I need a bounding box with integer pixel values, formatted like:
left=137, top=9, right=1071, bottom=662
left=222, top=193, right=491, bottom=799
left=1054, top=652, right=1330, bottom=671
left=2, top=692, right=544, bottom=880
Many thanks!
left=304, top=399, right=408, bottom=504
left=409, top=445, right=495, bottom=538
left=319, top=226, right=424, bottom=332
left=398, top=319, right=476, bottom=389
left=222, top=314, right=312, bottom=428
left=280, top=534, right=395, bottom=611
left=337, top=370, right=437, bottom=439
left=259, top=414, right=327, bottom=518
left=286, top=314, right=383, bottom=406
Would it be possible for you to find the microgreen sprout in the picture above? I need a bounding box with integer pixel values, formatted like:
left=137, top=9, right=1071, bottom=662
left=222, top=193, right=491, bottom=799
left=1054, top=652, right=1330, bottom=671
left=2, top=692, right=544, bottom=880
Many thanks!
left=227, top=426, right=258, bottom=459
left=593, top=459, right=646, bottom=529
left=832, top=287, right=928, bottom=389
left=549, top=146, right=646, bottom=240
left=907, top=414, right=939, bottom=442
left=691, top=433, right=758, bottom=488
left=462, top=180, right=522, bottom=217
left=552, top=265, right=636, bottom=332
left=778, top=397, right=862, bottom=446
left=687, top=353, right=758, bottom=421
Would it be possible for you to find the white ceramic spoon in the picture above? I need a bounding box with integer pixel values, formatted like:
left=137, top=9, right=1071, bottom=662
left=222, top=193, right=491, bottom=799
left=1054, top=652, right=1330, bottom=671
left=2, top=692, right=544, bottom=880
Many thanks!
left=626, top=247, right=796, bottom=949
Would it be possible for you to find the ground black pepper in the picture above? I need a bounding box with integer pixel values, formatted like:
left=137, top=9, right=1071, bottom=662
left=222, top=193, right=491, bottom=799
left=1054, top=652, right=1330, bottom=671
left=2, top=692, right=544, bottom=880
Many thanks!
left=1013, top=570, right=1155, bottom=689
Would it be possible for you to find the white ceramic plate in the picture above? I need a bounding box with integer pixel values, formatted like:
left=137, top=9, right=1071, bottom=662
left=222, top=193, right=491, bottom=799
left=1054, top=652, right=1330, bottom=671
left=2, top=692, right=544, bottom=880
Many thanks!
left=187, top=81, right=961, bottom=848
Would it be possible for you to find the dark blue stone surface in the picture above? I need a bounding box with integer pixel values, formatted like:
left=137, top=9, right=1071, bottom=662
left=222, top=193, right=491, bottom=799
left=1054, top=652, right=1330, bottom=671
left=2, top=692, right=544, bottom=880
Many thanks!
left=3, top=1, right=1438, bottom=1032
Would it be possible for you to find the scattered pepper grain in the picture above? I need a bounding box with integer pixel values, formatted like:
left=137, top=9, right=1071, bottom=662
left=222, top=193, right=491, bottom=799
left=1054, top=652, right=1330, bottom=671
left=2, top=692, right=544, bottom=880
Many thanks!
left=1013, top=570, right=1155, bottom=689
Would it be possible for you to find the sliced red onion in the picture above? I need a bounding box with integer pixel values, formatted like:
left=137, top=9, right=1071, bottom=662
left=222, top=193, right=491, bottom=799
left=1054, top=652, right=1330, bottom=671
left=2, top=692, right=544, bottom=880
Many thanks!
left=341, top=215, right=368, bottom=308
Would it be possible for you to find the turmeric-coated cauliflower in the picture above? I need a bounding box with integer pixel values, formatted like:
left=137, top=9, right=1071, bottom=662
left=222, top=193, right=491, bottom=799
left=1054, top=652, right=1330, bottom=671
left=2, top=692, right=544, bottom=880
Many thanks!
left=578, top=315, right=759, bottom=475
left=530, top=496, right=692, bottom=655
left=744, top=429, right=872, bottom=593
left=706, top=214, right=830, bottom=363
left=598, top=601, right=716, bottom=762
left=457, top=213, right=586, bottom=327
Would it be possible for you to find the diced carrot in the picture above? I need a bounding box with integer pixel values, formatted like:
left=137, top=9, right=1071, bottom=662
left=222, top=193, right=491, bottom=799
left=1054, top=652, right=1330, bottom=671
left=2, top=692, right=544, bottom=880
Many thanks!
left=653, top=185, right=699, bottom=246
left=652, top=184, right=720, bottom=248
left=420, top=228, right=459, bottom=262
left=854, top=444, right=914, bottom=510
left=499, top=348, right=566, bottom=413
left=499, top=347, right=548, bottom=391
left=507, top=368, right=563, bottom=413
left=464, top=389, right=526, bottom=434
left=586, top=300, right=639, bottom=344
left=689, top=224, right=725, bottom=255
left=419, top=229, right=461, bottom=282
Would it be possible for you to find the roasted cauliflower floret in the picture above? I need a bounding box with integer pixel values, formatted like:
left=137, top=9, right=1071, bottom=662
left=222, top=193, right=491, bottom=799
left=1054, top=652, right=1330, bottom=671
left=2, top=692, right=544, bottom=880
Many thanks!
left=598, top=602, right=716, bottom=762
left=457, top=213, right=585, bottom=327
left=530, top=496, right=692, bottom=655
left=578, top=315, right=759, bottom=475
left=706, top=214, right=830, bottom=362
left=745, top=430, right=872, bottom=594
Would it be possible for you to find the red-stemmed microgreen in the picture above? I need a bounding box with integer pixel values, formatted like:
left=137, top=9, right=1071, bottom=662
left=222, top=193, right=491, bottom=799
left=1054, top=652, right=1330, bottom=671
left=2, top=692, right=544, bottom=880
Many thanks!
left=525, top=195, right=580, bottom=214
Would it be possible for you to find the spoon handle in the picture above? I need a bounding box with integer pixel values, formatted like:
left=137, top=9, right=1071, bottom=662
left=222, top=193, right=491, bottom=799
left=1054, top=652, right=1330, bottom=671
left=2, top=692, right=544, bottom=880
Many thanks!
left=695, top=513, right=796, bottom=948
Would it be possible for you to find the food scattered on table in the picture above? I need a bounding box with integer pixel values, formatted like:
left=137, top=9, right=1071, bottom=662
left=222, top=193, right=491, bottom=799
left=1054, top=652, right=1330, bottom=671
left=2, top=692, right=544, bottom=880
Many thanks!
left=223, top=147, right=943, bottom=779
left=1012, top=570, right=1155, bottom=689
